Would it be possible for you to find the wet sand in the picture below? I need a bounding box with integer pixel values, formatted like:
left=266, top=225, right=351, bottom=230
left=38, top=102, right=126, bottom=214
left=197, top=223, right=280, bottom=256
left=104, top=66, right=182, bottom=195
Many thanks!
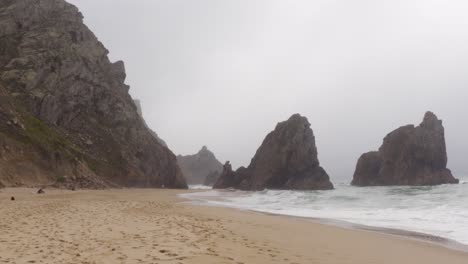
left=0, top=188, right=467, bottom=264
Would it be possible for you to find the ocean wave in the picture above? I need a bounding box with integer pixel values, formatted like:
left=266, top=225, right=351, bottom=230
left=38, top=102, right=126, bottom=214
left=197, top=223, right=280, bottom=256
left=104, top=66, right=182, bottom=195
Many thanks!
left=181, top=183, right=468, bottom=245
left=188, top=185, right=212, bottom=190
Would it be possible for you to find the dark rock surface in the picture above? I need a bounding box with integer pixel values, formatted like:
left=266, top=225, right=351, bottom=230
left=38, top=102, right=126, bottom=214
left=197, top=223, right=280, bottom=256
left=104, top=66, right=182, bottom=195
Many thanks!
left=0, top=0, right=187, bottom=189
left=203, top=170, right=221, bottom=187
left=352, top=112, right=459, bottom=186
left=177, top=146, right=223, bottom=185
left=214, top=114, right=333, bottom=190
left=213, top=162, right=251, bottom=190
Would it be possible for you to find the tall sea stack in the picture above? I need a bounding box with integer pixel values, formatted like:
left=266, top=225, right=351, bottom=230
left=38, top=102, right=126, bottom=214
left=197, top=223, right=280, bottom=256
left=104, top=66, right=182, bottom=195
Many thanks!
left=352, top=112, right=458, bottom=186
left=0, top=0, right=187, bottom=188
left=214, top=114, right=333, bottom=190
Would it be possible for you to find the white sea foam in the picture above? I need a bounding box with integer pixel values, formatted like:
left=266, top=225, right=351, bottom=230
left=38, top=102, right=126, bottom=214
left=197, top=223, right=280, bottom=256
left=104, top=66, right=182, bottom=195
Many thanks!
left=188, top=185, right=213, bottom=190
left=181, top=178, right=468, bottom=245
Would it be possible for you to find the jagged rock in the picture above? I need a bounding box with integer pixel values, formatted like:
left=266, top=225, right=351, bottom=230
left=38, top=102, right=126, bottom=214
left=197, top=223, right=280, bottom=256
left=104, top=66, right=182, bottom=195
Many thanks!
left=0, top=0, right=187, bottom=189
left=213, top=162, right=247, bottom=189
left=177, top=146, right=223, bottom=185
left=203, top=170, right=221, bottom=186
left=352, top=112, right=459, bottom=186
left=214, top=114, right=334, bottom=190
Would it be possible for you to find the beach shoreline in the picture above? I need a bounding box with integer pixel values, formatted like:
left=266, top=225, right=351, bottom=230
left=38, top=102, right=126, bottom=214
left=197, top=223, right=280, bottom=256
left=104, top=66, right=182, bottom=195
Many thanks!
left=1, top=188, right=467, bottom=264
left=180, top=189, right=468, bottom=253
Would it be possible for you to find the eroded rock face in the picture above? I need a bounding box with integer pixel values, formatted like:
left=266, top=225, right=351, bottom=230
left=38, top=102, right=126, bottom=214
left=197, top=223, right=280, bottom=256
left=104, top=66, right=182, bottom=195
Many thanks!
left=352, top=112, right=459, bottom=186
left=203, top=170, right=220, bottom=186
left=177, top=146, right=223, bottom=185
left=214, top=114, right=333, bottom=190
left=0, top=0, right=187, bottom=189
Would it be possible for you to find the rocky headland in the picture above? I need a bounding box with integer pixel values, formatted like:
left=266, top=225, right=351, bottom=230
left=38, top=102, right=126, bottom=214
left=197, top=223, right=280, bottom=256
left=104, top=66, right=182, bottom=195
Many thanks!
left=352, top=112, right=459, bottom=186
left=214, top=114, right=333, bottom=190
left=0, top=0, right=187, bottom=189
left=177, top=146, right=223, bottom=185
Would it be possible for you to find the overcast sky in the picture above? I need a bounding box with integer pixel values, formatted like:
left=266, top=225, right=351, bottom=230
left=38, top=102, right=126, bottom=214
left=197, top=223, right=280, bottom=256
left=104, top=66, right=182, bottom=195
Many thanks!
left=68, top=0, right=468, bottom=181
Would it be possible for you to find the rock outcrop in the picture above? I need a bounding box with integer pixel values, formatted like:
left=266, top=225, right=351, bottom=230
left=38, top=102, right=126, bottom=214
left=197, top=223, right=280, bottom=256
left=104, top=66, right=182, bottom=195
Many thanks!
left=0, top=0, right=187, bottom=189
left=352, top=112, right=459, bottom=186
left=203, top=170, right=221, bottom=186
left=213, top=162, right=249, bottom=189
left=177, top=146, right=223, bottom=185
left=214, top=114, right=333, bottom=190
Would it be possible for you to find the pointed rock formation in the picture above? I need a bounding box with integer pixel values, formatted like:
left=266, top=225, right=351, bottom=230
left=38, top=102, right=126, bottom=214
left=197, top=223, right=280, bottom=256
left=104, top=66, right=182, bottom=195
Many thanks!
left=352, top=112, right=459, bottom=186
left=0, top=0, right=187, bottom=189
left=177, top=146, right=223, bottom=185
left=214, top=161, right=250, bottom=189
left=214, top=114, right=333, bottom=190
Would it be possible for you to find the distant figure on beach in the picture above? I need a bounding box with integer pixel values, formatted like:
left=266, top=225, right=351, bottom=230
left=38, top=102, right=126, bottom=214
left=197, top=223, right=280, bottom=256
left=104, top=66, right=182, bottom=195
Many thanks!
left=37, top=188, right=45, bottom=194
left=11, top=197, right=15, bottom=201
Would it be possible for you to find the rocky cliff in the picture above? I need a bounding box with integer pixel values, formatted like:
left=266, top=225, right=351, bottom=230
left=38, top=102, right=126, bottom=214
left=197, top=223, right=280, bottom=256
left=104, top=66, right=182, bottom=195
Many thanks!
left=0, top=0, right=187, bottom=189
left=352, top=112, right=459, bottom=186
left=214, top=114, right=333, bottom=190
left=177, top=146, right=223, bottom=185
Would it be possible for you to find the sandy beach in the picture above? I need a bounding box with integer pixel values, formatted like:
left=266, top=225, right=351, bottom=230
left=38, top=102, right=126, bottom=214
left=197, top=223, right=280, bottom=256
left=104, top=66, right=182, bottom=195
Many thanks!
left=0, top=189, right=467, bottom=264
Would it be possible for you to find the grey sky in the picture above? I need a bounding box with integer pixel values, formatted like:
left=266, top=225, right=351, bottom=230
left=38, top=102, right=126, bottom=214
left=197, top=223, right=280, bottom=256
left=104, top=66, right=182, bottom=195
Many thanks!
left=68, top=0, right=468, bottom=181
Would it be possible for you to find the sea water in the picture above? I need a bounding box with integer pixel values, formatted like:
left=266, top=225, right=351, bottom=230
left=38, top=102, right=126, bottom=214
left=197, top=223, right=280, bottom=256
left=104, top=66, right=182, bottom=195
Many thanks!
left=183, top=177, right=468, bottom=245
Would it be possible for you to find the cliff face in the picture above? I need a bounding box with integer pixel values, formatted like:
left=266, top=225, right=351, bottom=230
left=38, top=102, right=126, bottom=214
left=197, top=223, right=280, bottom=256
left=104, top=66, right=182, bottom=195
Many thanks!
left=352, top=112, right=459, bottom=186
left=214, top=114, right=333, bottom=190
left=0, top=0, right=187, bottom=188
left=177, top=146, right=223, bottom=185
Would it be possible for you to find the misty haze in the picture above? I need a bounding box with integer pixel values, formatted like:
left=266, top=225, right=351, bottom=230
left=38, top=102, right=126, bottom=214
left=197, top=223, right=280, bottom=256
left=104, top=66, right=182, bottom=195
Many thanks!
left=69, top=0, right=468, bottom=181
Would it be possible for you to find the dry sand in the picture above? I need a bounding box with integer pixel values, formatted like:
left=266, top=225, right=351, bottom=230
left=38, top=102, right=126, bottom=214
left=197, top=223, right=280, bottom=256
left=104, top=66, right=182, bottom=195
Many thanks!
left=0, top=188, right=467, bottom=264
